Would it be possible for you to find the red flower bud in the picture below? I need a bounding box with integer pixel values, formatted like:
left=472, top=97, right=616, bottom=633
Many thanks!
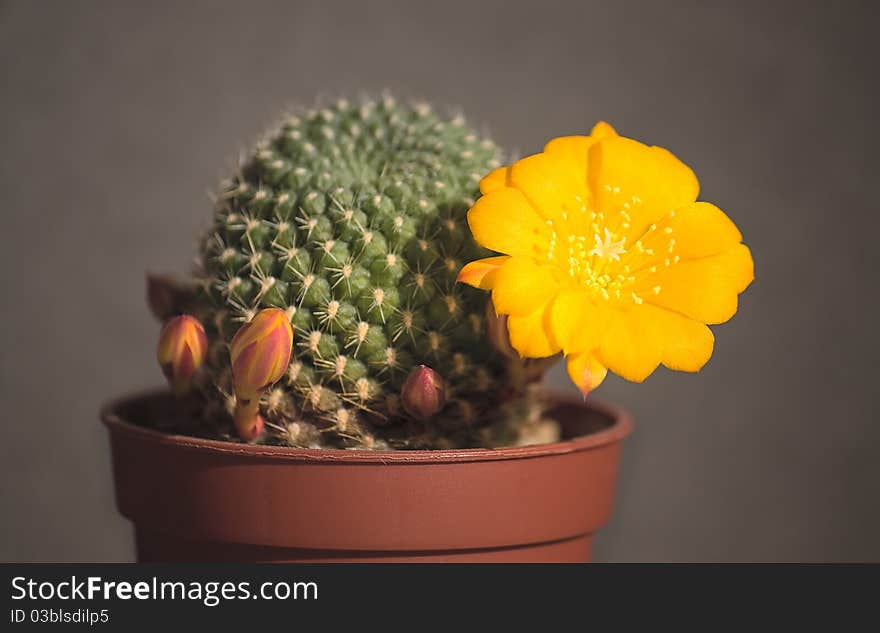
left=235, top=411, right=265, bottom=442
left=229, top=308, right=293, bottom=437
left=400, top=365, right=446, bottom=421
left=156, top=315, right=207, bottom=395
left=229, top=308, right=294, bottom=399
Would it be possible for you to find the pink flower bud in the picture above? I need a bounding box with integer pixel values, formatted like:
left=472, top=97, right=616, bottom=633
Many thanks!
left=156, top=315, right=207, bottom=395
left=235, top=411, right=265, bottom=442
left=401, top=365, right=446, bottom=421
left=229, top=308, right=294, bottom=399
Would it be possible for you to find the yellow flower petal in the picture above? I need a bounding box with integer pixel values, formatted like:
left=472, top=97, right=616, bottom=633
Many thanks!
left=456, top=256, right=510, bottom=289
left=641, top=304, right=715, bottom=372
left=507, top=301, right=560, bottom=358
left=542, top=136, right=590, bottom=191
left=668, top=201, right=744, bottom=260
left=543, top=134, right=590, bottom=159
left=642, top=244, right=754, bottom=324
left=566, top=352, right=608, bottom=395
left=479, top=166, right=508, bottom=195
left=492, top=257, right=559, bottom=316
left=466, top=187, right=548, bottom=257
left=590, top=121, right=618, bottom=139
left=587, top=136, right=699, bottom=237
left=596, top=307, right=664, bottom=382
left=541, top=121, right=617, bottom=174
left=548, top=287, right=611, bottom=354
left=508, top=152, right=587, bottom=224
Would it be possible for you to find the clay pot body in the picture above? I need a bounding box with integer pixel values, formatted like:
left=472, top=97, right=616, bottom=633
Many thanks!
left=102, top=390, right=632, bottom=562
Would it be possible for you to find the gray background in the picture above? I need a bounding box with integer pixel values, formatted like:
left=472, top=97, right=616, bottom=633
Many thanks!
left=1, top=0, right=877, bottom=562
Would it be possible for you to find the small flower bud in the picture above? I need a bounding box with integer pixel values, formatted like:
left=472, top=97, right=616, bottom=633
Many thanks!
left=401, top=365, right=446, bottom=421
left=234, top=411, right=265, bottom=442
left=229, top=308, right=293, bottom=436
left=229, top=308, right=294, bottom=399
left=156, top=315, right=207, bottom=395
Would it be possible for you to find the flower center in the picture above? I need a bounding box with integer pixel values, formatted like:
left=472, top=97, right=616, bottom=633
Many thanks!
left=588, top=227, right=627, bottom=261
left=544, top=194, right=678, bottom=305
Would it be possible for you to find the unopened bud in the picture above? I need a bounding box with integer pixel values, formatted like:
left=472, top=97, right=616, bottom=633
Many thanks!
left=156, top=315, right=207, bottom=395
left=230, top=308, right=294, bottom=399
left=229, top=308, right=293, bottom=435
left=234, top=411, right=265, bottom=442
left=400, top=365, right=446, bottom=421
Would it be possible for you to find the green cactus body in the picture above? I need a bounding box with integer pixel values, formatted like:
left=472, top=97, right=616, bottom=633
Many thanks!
left=189, top=97, right=552, bottom=449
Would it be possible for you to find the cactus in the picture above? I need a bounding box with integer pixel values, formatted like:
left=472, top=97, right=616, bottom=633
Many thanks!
left=165, top=96, right=557, bottom=449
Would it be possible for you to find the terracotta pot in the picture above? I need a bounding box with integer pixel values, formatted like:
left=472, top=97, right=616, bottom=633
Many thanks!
left=102, top=389, right=632, bottom=562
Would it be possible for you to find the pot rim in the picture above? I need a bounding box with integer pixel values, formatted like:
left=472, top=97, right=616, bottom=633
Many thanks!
left=101, top=387, right=633, bottom=464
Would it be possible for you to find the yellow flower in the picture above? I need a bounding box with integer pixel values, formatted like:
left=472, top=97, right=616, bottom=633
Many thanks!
left=458, top=122, right=754, bottom=394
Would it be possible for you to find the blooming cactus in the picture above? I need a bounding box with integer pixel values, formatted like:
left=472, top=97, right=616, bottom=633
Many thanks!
left=149, top=98, right=754, bottom=449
